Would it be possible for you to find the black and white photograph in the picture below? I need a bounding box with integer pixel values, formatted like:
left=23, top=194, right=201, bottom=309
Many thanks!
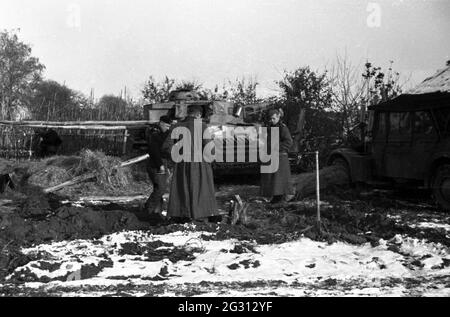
left=0, top=0, right=449, bottom=299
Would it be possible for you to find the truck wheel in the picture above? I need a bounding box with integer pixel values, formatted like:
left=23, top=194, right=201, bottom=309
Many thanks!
left=432, top=164, right=450, bottom=211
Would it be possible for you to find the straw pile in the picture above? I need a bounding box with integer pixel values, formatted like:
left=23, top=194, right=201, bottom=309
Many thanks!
left=1, top=150, right=148, bottom=197
left=72, top=150, right=132, bottom=190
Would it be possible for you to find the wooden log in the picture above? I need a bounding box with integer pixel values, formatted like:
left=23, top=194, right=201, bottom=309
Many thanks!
left=43, top=172, right=97, bottom=193
left=76, top=195, right=147, bottom=202
left=119, top=154, right=149, bottom=168
left=61, top=195, right=148, bottom=206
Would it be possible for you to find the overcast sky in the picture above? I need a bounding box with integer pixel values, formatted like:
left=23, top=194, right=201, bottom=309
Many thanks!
left=1, top=0, right=449, bottom=100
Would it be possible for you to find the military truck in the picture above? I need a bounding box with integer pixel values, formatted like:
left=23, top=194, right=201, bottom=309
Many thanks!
left=327, top=91, right=450, bottom=210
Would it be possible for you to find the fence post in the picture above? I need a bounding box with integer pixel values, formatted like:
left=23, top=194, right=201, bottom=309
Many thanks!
left=122, top=128, right=129, bottom=156
left=13, top=126, right=17, bottom=160
left=29, top=132, right=34, bottom=160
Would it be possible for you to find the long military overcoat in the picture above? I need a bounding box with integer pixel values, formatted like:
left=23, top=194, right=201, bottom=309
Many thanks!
left=260, top=121, right=294, bottom=197
left=164, top=117, right=219, bottom=219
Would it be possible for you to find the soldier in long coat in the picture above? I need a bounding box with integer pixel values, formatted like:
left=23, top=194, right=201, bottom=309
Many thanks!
left=163, top=105, right=220, bottom=221
left=260, top=108, right=294, bottom=203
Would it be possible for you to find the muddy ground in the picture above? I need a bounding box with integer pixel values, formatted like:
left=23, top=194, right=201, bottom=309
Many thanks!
left=0, top=170, right=449, bottom=296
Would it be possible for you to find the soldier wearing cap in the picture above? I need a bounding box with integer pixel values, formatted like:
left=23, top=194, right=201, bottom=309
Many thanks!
left=144, top=115, right=173, bottom=216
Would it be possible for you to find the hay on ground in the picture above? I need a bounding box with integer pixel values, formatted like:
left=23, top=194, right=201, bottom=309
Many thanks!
left=1, top=150, right=149, bottom=197
left=73, top=150, right=131, bottom=190
left=28, top=166, right=71, bottom=189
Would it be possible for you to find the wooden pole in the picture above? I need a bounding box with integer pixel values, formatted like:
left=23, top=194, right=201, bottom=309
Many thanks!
left=119, top=154, right=149, bottom=168
left=43, top=172, right=97, bottom=193
left=70, top=195, right=147, bottom=204
left=316, top=151, right=321, bottom=225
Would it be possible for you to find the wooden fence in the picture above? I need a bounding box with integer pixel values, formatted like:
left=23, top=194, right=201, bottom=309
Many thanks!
left=0, top=125, right=35, bottom=159
left=0, top=121, right=149, bottom=159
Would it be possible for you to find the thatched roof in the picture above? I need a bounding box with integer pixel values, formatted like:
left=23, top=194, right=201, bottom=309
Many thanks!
left=407, top=65, right=450, bottom=95
left=369, top=65, right=450, bottom=112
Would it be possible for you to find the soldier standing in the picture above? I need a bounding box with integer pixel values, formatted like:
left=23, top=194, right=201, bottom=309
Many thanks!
left=144, top=115, right=173, bottom=216
left=163, top=105, right=221, bottom=222
left=260, top=108, right=294, bottom=204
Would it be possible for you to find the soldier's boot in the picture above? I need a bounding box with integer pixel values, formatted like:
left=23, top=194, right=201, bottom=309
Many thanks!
left=145, top=189, right=163, bottom=214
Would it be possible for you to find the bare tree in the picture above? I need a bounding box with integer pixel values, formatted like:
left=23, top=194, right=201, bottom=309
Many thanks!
left=328, top=52, right=367, bottom=139
left=329, top=54, right=407, bottom=142
left=363, top=60, right=403, bottom=105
